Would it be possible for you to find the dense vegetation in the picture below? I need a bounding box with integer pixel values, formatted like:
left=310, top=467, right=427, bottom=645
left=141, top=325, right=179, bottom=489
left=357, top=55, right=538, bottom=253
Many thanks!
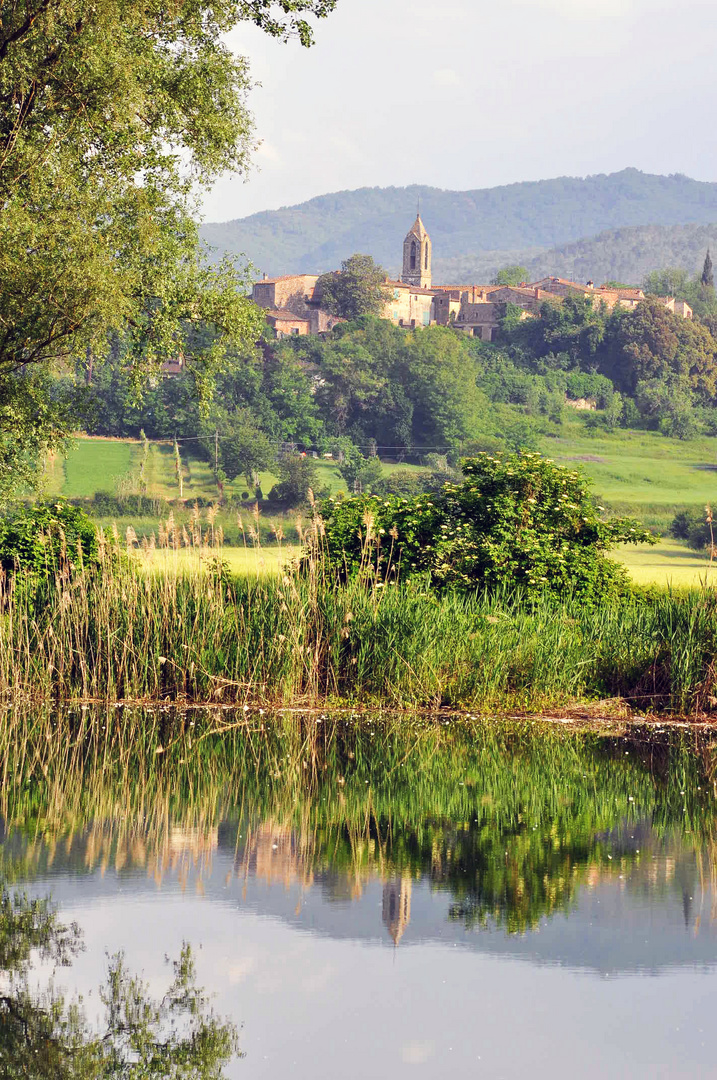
left=0, top=0, right=337, bottom=503
left=65, top=281, right=717, bottom=509
left=319, top=453, right=652, bottom=599
left=200, top=168, right=717, bottom=278
left=2, top=527, right=717, bottom=713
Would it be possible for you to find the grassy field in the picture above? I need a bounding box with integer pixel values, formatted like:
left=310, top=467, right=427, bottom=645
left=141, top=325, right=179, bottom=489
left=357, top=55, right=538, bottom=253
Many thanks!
left=613, top=538, right=714, bottom=588
left=45, top=437, right=427, bottom=503
left=136, top=544, right=301, bottom=575
left=540, top=425, right=717, bottom=530
left=38, top=428, right=717, bottom=586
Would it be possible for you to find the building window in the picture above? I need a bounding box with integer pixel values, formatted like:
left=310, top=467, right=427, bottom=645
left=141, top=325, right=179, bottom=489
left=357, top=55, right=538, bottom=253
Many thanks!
left=410, top=241, right=416, bottom=270
left=422, top=311, right=430, bottom=326
left=393, top=289, right=400, bottom=299
left=424, top=244, right=429, bottom=270
left=393, top=310, right=399, bottom=320
left=291, top=327, right=300, bottom=335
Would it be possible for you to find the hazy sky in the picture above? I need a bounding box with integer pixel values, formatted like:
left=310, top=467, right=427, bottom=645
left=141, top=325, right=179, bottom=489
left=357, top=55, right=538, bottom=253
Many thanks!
left=201, top=0, right=717, bottom=223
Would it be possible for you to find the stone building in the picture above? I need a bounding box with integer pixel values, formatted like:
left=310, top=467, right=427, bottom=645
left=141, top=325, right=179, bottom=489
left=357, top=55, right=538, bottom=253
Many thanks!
left=401, top=214, right=432, bottom=289
left=382, top=278, right=434, bottom=328
left=252, top=273, right=344, bottom=338
left=252, top=214, right=694, bottom=340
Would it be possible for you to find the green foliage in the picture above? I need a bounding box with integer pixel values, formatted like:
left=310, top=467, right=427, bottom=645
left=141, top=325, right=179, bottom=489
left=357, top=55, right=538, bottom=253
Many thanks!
left=320, top=452, right=654, bottom=599
left=335, top=444, right=384, bottom=493
left=316, top=254, right=391, bottom=320
left=0, top=502, right=98, bottom=574
left=269, top=454, right=322, bottom=507
left=492, top=265, right=529, bottom=286
left=217, top=409, right=276, bottom=485
left=670, top=508, right=713, bottom=551
left=0, top=0, right=337, bottom=500
left=702, top=250, right=714, bottom=290
left=307, top=320, right=482, bottom=453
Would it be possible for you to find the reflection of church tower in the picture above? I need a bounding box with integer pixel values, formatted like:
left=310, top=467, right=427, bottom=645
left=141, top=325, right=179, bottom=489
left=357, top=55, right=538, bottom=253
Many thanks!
left=382, top=875, right=412, bottom=945
left=401, top=214, right=431, bottom=289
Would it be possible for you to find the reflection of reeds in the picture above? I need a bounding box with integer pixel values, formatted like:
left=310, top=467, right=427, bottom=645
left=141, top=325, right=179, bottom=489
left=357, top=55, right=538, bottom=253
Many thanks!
left=2, top=707, right=717, bottom=934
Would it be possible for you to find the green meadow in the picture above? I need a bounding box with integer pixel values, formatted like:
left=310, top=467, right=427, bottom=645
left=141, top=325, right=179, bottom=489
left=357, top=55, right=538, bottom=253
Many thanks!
left=45, top=436, right=425, bottom=502
left=38, top=426, right=717, bottom=586
left=541, top=424, right=717, bottom=530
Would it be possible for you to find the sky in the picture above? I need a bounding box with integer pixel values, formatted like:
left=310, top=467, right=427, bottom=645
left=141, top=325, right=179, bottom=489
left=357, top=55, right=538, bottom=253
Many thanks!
left=201, top=0, right=717, bottom=223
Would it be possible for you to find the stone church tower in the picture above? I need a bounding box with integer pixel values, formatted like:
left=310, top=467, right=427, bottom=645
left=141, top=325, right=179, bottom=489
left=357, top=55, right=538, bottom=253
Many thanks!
left=402, top=214, right=431, bottom=289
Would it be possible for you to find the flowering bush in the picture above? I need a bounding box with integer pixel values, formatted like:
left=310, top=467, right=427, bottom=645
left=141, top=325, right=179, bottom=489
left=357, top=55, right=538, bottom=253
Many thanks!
left=319, top=452, right=654, bottom=600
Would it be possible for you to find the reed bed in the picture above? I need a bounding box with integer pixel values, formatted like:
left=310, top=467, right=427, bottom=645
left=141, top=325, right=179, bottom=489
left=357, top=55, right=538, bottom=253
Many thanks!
left=1, top=525, right=717, bottom=713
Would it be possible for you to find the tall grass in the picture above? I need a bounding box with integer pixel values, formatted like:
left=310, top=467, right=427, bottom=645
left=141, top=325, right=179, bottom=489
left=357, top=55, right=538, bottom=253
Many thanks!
left=2, top=516, right=717, bottom=712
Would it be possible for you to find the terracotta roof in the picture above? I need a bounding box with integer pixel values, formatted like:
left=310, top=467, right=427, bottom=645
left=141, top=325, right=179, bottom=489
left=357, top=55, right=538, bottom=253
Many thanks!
left=432, top=283, right=500, bottom=294
left=254, top=274, right=319, bottom=285
left=529, top=277, right=591, bottom=292
left=457, top=303, right=502, bottom=323
left=385, top=279, right=436, bottom=296
left=597, top=286, right=644, bottom=299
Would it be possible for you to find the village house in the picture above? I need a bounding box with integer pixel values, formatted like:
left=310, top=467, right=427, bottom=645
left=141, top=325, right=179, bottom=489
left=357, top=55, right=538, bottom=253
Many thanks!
left=251, top=215, right=694, bottom=340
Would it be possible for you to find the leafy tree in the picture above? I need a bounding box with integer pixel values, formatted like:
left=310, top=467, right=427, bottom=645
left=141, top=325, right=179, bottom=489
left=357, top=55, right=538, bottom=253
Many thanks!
left=0, top=502, right=98, bottom=574
left=319, top=452, right=654, bottom=600
left=316, top=255, right=392, bottom=320
left=0, top=0, right=337, bottom=500
left=269, top=454, right=321, bottom=507
left=644, top=268, right=692, bottom=299
left=337, top=448, right=384, bottom=494
left=702, top=250, right=715, bottom=290
left=216, top=409, right=276, bottom=486
left=400, top=326, right=482, bottom=451
left=492, top=266, right=529, bottom=286
left=499, top=296, right=608, bottom=370
left=634, top=379, right=699, bottom=439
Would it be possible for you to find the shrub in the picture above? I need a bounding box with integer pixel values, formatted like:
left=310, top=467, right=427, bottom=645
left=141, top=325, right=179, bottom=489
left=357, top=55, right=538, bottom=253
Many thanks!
left=269, top=455, right=326, bottom=508
left=318, top=452, right=654, bottom=601
left=670, top=508, right=713, bottom=551
left=0, top=501, right=98, bottom=573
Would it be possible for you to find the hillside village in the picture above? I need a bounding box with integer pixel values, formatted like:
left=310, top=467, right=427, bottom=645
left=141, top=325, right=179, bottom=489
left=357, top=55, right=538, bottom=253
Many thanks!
left=252, top=214, right=694, bottom=341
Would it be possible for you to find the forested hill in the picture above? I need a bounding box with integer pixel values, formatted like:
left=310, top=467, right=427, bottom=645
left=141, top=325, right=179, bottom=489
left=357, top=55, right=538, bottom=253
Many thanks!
left=200, top=169, right=717, bottom=280
left=436, top=223, right=717, bottom=287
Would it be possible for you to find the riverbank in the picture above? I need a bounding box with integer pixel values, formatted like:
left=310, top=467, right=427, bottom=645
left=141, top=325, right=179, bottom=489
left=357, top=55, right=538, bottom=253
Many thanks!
left=3, top=555, right=717, bottom=715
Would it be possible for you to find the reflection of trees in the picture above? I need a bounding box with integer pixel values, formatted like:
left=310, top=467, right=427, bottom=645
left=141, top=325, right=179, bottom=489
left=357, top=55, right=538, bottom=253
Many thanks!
left=0, top=885, right=239, bottom=1079
left=3, top=708, right=717, bottom=939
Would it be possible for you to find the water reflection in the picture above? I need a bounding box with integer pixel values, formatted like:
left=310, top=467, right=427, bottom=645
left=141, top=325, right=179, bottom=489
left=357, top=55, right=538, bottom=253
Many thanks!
left=2, top=710, right=717, bottom=1076
left=0, top=884, right=239, bottom=1079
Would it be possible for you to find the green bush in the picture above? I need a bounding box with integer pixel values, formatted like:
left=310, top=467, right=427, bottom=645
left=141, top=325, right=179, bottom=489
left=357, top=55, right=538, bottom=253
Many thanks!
left=0, top=501, right=99, bottom=573
left=670, top=508, right=712, bottom=551
left=319, top=452, right=654, bottom=601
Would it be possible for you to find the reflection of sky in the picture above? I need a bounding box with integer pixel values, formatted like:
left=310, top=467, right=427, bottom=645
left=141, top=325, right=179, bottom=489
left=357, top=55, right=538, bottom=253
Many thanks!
left=16, top=835, right=717, bottom=1079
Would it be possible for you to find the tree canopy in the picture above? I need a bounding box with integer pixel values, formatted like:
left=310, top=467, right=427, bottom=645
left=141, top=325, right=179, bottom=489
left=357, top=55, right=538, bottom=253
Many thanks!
left=316, top=254, right=391, bottom=320
left=492, top=266, right=529, bottom=286
left=0, top=0, right=337, bottom=500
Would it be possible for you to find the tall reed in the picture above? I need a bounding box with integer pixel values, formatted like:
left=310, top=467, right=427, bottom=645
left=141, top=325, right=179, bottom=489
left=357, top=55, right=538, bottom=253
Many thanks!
left=1, top=528, right=717, bottom=713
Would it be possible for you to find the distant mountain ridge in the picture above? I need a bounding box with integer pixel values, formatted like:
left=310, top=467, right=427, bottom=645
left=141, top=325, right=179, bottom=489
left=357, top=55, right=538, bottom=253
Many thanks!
left=200, top=169, right=717, bottom=283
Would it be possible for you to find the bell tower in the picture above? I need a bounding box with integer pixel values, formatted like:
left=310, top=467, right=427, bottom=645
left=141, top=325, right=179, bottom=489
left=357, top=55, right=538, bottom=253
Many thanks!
left=401, top=213, right=431, bottom=289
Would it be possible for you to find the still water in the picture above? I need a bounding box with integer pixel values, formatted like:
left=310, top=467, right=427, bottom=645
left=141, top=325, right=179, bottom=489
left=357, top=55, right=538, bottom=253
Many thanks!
left=3, top=710, right=717, bottom=1077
